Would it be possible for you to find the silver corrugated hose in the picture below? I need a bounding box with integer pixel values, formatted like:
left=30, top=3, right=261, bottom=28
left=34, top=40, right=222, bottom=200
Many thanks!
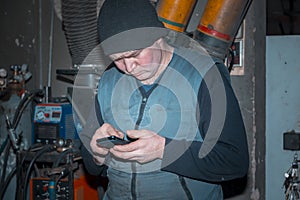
left=61, top=0, right=106, bottom=66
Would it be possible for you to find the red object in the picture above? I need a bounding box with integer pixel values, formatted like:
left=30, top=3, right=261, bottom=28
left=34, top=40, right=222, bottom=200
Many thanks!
left=197, top=24, right=231, bottom=41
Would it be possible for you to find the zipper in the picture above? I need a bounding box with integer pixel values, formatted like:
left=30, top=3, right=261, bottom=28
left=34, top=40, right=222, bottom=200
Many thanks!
left=131, top=90, right=148, bottom=200
left=179, top=176, right=193, bottom=200
left=134, top=97, right=147, bottom=129
left=131, top=163, right=137, bottom=200
left=130, top=84, right=158, bottom=200
left=130, top=84, right=159, bottom=199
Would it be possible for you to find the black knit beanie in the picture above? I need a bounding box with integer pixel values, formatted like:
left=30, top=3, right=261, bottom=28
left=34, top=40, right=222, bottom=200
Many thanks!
left=98, top=0, right=169, bottom=55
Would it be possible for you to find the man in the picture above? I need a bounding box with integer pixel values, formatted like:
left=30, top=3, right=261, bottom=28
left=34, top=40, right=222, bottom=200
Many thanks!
left=80, top=0, right=249, bottom=199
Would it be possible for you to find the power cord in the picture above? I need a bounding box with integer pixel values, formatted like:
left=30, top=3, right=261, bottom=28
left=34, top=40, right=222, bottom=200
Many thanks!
left=21, top=144, right=55, bottom=200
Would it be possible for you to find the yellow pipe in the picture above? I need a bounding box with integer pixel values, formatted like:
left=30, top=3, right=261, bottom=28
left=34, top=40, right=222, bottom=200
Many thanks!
left=198, top=0, right=249, bottom=41
left=195, top=0, right=251, bottom=59
left=157, top=0, right=196, bottom=32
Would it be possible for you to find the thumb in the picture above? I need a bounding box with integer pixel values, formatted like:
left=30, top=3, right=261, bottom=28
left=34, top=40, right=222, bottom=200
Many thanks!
left=126, top=130, right=141, bottom=140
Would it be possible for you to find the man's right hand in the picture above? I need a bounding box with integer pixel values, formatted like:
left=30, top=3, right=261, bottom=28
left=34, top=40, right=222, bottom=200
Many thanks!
left=90, top=123, right=124, bottom=165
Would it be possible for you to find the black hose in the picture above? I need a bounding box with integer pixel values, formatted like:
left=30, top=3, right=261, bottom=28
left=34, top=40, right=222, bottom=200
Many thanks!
left=227, top=48, right=235, bottom=73
left=0, top=136, right=9, bottom=156
left=0, top=141, right=11, bottom=189
left=12, top=92, right=32, bottom=127
left=52, top=148, right=74, bottom=168
left=0, top=107, right=8, bottom=156
left=22, top=145, right=55, bottom=200
left=12, top=89, right=43, bottom=130
left=15, top=143, right=43, bottom=200
left=0, top=167, right=16, bottom=200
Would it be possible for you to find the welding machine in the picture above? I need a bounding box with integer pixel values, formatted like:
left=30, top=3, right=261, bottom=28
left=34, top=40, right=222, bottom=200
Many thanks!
left=32, top=103, right=79, bottom=144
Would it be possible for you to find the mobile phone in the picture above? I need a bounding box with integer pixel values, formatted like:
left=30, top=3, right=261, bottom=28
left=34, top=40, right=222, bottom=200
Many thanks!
left=96, top=136, right=131, bottom=149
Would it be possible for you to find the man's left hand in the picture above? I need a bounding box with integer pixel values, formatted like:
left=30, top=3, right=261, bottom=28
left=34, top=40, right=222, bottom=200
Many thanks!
left=109, top=129, right=165, bottom=164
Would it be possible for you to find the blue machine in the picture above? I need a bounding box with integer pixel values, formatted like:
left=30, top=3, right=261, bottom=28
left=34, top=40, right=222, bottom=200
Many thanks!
left=32, top=103, right=79, bottom=144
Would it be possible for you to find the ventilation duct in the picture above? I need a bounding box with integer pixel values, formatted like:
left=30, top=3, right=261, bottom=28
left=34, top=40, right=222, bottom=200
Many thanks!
left=61, top=0, right=106, bottom=66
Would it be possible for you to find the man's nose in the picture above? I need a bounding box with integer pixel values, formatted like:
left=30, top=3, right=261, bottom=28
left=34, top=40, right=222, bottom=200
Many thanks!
left=124, top=58, right=136, bottom=73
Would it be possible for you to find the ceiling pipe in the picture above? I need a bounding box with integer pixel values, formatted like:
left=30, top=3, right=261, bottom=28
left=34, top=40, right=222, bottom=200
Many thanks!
left=61, top=0, right=101, bottom=66
left=194, top=0, right=253, bottom=60
left=156, top=0, right=197, bottom=32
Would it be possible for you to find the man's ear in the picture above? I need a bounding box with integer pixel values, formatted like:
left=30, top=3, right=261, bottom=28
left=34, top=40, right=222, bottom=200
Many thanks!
left=153, top=38, right=166, bottom=50
left=156, top=38, right=163, bottom=44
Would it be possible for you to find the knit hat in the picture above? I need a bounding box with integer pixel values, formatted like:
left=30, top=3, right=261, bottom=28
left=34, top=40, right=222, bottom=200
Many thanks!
left=98, top=0, right=169, bottom=55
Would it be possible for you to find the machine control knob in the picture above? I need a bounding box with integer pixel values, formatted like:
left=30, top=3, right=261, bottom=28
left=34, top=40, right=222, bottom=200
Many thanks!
left=0, top=68, right=7, bottom=78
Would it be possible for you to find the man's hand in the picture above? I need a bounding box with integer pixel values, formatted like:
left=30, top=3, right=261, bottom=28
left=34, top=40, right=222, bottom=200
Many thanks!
left=90, top=123, right=124, bottom=165
left=110, top=129, right=165, bottom=164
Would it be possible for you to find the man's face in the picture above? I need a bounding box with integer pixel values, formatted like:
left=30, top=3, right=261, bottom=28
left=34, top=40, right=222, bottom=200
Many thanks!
left=109, top=41, right=162, bottom=83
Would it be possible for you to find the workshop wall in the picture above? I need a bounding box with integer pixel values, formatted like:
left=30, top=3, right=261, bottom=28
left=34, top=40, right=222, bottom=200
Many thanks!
left=0, top=0, right=73, bottom=98
left=0, top=0, right=38, bottom=90
left=266, top=35, right=300, bottom=200
left=0, top=0, right=267, bottom=199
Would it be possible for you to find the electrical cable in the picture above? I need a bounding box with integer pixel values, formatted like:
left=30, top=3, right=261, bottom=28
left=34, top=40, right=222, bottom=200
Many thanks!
left=21, top=144, right=55, bottom=200
left=68, top=161, right=74, bottom=200
left=227, top=48, right=235, bottom=73
left=0, top=107, right=8, bottom=155
left=4, top=89, right=43, bottom=151
left=51, top=147, right=75, bottom=200
left=49, top=147, right=75, bottom=200
left=33, top=163, right=41, bottom=178
left=12, top=92, right=31, bottom=127
left=0, top=141, right=11, bottom=190
left=0, top=90, right=43, bottom=199
left=0, top=136, right=9, bottom=156
left=52, top=148, right=75, bottom=168
left=15, top=143, right=43, bottom=200
left=222, top=0, right=252, bottom=73
left=0, top=166, right=16, bottom=200
left=52, top=147, right=76, bottom=200
left=12, top=89, right=43, bottom=130
left=50, top=166, right=71, bottom=200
